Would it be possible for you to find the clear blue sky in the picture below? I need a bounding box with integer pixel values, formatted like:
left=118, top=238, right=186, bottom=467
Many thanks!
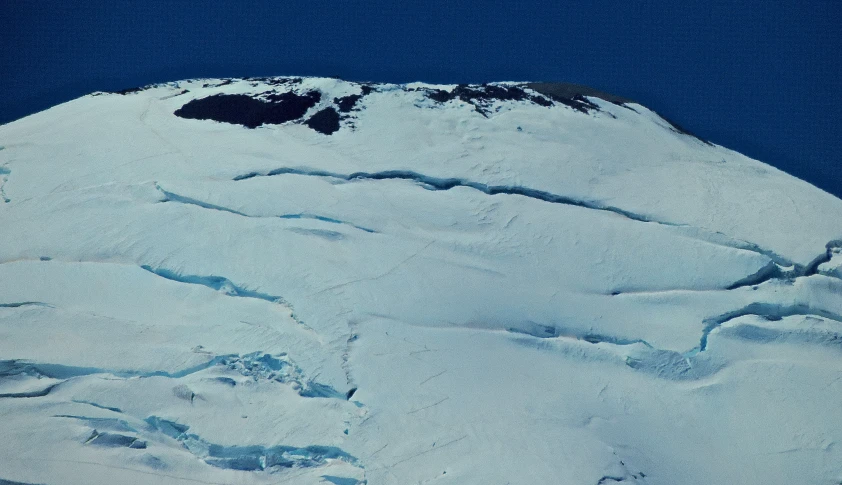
left=2, top=1, right=840, bottom=198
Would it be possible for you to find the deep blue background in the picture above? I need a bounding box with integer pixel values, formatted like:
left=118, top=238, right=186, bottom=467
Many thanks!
left=2, top=1, right=840, bottom=198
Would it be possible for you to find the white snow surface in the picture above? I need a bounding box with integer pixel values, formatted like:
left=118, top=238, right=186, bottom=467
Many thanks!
left=0, top=77, right=840, bottom=485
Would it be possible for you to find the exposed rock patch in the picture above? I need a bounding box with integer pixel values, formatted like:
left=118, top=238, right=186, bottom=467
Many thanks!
left=174, top=92, right=321, bottom=129
left=422, top=84, right=553, bottom=116
left=306, top=107, right=341, bottom=135
left=334, top=94, right=364, bottom=113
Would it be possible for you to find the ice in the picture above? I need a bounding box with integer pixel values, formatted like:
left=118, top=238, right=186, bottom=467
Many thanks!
left=0, top=77, right=840, bottom=484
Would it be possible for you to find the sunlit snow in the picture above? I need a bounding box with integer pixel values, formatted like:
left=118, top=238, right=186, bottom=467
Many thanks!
left=0, top=77, right=840, bottom=485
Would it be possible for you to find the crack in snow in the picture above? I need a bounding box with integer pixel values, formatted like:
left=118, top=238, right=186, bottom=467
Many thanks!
left=1, top=258, right=319, bottom=335
left=0, top=302, right=51, bottom=308
left=406, top=397, right=449, bottom=414
left=155, top=183, right=249, bottom=216
left=277, top=214, right=376, bottom=233
left=689, top=302, right=842, bottom=356
left=139, top=265, right=283, bottom=303
left=805, top=240, right=842, bottom=278
left=0, top=360, right=67, bottom=398
left=507, top=328, right=716, bottom=381
left=139, top=264, right=321, bottom=334
left=342, top=320, right=360, bottom=387
left=155, top=183, right=376, bottom=233
left=596, top=476, right=627, bottom=485
left=0, top=352, right=347, bottom=400
left=0, top=478, right=45, bottom=485
left=231, top=166, right=807, bottom=268
left=71, top=399, right=123, bottom=413
left=231, top=167, right=672, bottom=224
left=81, top=428, right=147, bottom=449
left=371, top=434, right=467, bottom=471
left=309, top=240, right=435, bottom=297
left=419, top=370, right=447, bottom=386
left=508, top=288, right=842, bottom=375
left=320, top=475, right=365, bottom=485
left=507, top=323, right=655, bottom=348
left=145, top=416, right=361, bottom=472
left=0, top=165, right=10, bottom=203
left=725, top=261, right=785, bottom=290
left=0, top=382, right=62, bottom=399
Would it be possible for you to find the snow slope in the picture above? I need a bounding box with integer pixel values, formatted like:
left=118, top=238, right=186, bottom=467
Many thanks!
left=0, top=77, right=840, bottom=485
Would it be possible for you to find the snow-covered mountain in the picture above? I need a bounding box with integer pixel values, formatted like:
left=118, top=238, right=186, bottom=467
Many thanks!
left=0, top=76, right=840, bottom=485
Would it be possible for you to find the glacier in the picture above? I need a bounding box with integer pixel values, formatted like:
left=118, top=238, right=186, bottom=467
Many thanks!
left=0, top=76, right=840, bottom=484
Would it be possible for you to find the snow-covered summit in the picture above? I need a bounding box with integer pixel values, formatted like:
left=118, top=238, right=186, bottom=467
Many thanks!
left=0, top=76, right=840, bottom=484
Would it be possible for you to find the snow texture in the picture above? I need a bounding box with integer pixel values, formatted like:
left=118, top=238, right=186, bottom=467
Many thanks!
left=0, top=76, right=841, bottom=485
